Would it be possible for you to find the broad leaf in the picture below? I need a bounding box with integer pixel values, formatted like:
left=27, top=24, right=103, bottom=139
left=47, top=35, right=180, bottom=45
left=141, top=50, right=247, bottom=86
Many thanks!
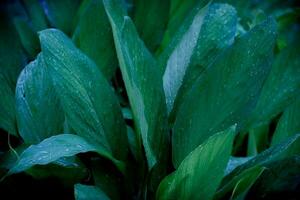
left=74, top=184, right=110, bottom=200
left=103, top=0, right=169, bottom=169
left=271, top=98, right=300, bottom=146
left=156, top=126, right=236, bottom=200
left=133, top=0, right=170, bottom=52
left=160, top=3, right=237, bottom=114
left=16, top=53, right=64, bottom=144
left=7, top=134, right=110, bottom=175
left=73, top=0, right=118, bottom=79
left=39, top=29, right=128, bottom=162
left=172, top=18, right=277, bottom=167
left=247, top=39, right=300, bottom=129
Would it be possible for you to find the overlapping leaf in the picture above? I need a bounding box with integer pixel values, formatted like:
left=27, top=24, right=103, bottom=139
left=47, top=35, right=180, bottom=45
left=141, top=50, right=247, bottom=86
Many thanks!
left=247, top=39, right=300, bottom=129
left=271, top=98, right=300, bottom=146
left=73, top=0, right=118, bottom=79
left=133, top=0, right=170, bottom=52
left=39, top=29, right=128, bottom=163
left=156, top=126, right=235, bottom=200
left=0, top=13, right=24, bottom=136
left=103, top=0, right=168, bottom=169
left=16, top=53, right=64, bottom=144
left=160, top=3, right=237, bottom=115
left=173, top=18, right=277, bottom=167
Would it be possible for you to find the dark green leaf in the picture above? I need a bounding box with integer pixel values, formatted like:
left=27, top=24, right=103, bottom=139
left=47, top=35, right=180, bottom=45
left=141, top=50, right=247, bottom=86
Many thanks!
left=39, top=29, right=128, bottom=163
left=222, top=134, right=300, bottom=186
left=16, top=53, right=64, bottom=144
left=247, top=40, right=300, bottom=129
left=74, top=184, right=110, bottom=200
left=133, top=0, right=170, bottom=52
left=214, top=166, right=265, bottom=200
left=225, top=157, right=253, bottom=175
left=247, top=156, right=300, bottom=199
left=103, top=0, right=169, bottom=170
left=173, top=17, right=277, bottom=167
left=23, top=0, right=48, bottom=31
left=13, top=17, right=40, bottom=59
left=157, top=126, right=236, bottom=200
left=0, top=13, right=24, bottom=136
left=73, top=0, right=118, bottom=79
left=44, top=0, right=81, bottom=34
left=271, top=98, right=300, bottom=146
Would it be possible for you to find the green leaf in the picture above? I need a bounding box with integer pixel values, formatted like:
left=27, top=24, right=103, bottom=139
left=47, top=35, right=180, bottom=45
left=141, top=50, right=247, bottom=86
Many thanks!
left=16, top=53, right=64, bottom=144
left=13, top=17, right=40, bottom=59
left=156, top=126, right=236, bottom=200
left=0, top=13, right=24, bottom=136
left=39, top=29, right=128, bottom=163
left=27, top=156, right=88, bottom=186
left=23, top=0, right=48, bottom=31
left=44, top=0, right=81, bottom=34
left=247, top=124, right=269, bottom=156
left=73, top=0, right=118, bottom=79
left=214, top=166, right=265, bottom=200
left=247, top=156, right=300, bottom=198
left=74, top=184, right=110, bottom=200
left=222, top=134, right=300, bottom=186
left=172, top=18, right=277, bottom=167
left=271, top=98, right=300, bottom=146
left=133, top=0, right=170, bottom=52
left=0, top=74, right=18, bottom=136
left=160, top=3, right=237, bottom=115
left=91, top=159, right=122, bottom=200
left=247, top=40, right=300, bottom=129
left=159, top=0, right=209, bottom=51
left=103, top=0, right=169, bottom=169
left=7, top=134, right=104, bottom=175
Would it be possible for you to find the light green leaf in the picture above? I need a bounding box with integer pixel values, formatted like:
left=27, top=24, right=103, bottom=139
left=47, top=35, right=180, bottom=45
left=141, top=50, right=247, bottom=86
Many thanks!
left=247, top=124, right=269, bottom=156
left=247, top=40, right=300, bottom=129
left=44, top=0, right=81, bottom=34
left=172, top=18, right=277, bottom=167
left=271, top=98, right=300, bottom=146
left=73, top=0, right=118, bottom=79
left=214, top=166, right=265, bottom=200
left=103, top=0, right=169, bottom=169
left=75, top=184, right=110, bottom=200
left=39, top=29, right=128, bottom=163
left=133, top=0, right=170, bottom=52
left=7, top=134, right=105, bottom=175
left=157, top=126, right=236, bottom=200
left=160, top=3, right=237, bottom=115
left=16, top=53, right=64, bottom=144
